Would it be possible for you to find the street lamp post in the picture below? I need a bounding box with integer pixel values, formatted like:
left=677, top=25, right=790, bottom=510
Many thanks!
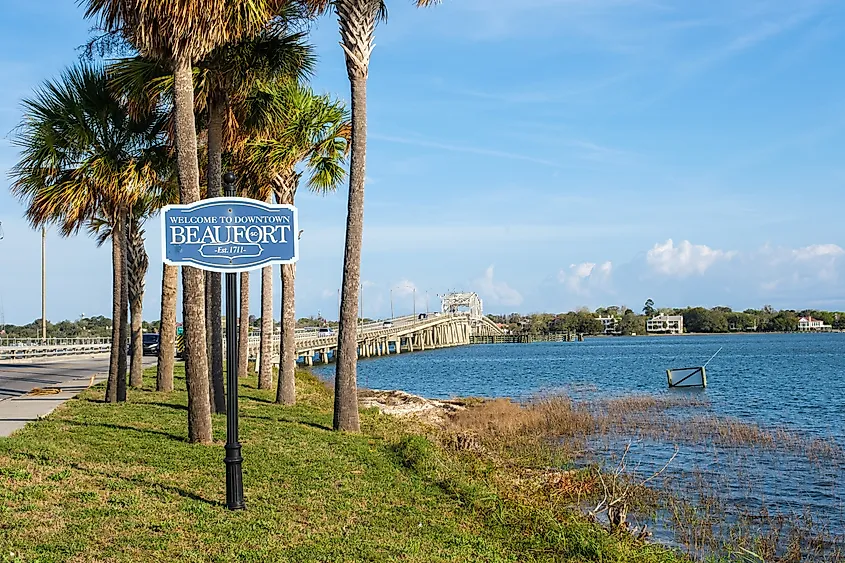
left=41, top=227, right=46, bottom=342
left=222, top=173, right=245, bottom=511
left=390, top=288, right=394, bottom=319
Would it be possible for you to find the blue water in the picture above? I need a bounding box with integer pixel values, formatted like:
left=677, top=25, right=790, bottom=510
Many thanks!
left=313, top=333, right=845, bottom=554
left=315, top=333, right=845, bottom=446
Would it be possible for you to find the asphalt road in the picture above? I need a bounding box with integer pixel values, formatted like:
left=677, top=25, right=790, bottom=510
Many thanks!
left=0, top=354, right=157, bottom=400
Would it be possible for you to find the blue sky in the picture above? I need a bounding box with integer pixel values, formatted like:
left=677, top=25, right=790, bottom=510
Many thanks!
left=1, top=0, right=845, bottom=325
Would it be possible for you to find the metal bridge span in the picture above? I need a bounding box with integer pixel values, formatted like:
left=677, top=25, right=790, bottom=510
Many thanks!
left=247, top=312, right=504, bottom=366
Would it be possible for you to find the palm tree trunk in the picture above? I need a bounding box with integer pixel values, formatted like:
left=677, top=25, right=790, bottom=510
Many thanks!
left=116, top=211, right=129, bottom=402
left=173, top=55, right=212, bottom=443
left=334, top=1, right=378, bottom=431
left=205, top=93, right=226, bottom=414
left=205, top=271, right=224, bottom=413
left=238, top=271, right=250, bottom=378
left=157, top=263, right=178, bottom=392
left=128, top=220, right=148, bottom=389
left=276, top=262, right=296, bottom=405
left=106, top=214, right=123, bottom=403
left=129, top=293, right=144, bottom=388
left=258, top=264, right=273, bottom=390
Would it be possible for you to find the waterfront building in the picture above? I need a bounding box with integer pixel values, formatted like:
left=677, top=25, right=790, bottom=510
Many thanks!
left=797, top=316, right=832, bottom=331
left=646, top=314, right=684, bottom=334
left=596, top=316, right=620, bottom=335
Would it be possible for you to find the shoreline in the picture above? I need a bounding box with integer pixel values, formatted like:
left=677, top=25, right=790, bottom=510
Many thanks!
left=358, top=383, right=845, bottom=562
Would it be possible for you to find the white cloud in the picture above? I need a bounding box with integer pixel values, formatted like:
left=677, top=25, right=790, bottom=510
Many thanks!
left=476, top=266, right=523, bottom=307
left=557, top=261, right=613, bottom=295
left=792, top=244, right=844, bottom=261
left=646, top=239, right=736, bottom=277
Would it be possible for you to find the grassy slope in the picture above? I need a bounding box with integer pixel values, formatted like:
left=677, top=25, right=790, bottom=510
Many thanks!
left=0, top=366, right=689, bottom=563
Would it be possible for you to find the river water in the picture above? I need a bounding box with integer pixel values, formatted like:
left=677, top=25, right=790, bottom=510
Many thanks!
left=313, top=333, right=845, bottom=558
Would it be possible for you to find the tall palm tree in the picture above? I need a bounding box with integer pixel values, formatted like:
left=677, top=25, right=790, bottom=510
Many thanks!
left=238, top=271, right=250, bottom=378
left=202, top=25, right=313, bottom=405
left=240, top=80, right=349, bottom=404
left=127, top=209, right=149, bottom=388
left=84, top=0, right=280, bottom=443
left=10, top=64, right=168, bottom=403
left=304, top=0, right=442, bottom=430
left=157, top=263, right=178, bottom=391
left=258, top=256, right=275, bottom=390
left=89, top=199, right=160, bottom=389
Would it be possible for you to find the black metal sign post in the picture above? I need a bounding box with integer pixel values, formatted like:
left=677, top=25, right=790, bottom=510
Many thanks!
left=223, top=172, right=245, bottom=510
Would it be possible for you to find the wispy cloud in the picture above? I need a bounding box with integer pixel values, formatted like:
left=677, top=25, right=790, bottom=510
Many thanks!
left=370, top=133, right=564, bottom=168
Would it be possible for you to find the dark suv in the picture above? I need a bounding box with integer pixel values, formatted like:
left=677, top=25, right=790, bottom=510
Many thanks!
left=142, top=333, right=160, bottom=356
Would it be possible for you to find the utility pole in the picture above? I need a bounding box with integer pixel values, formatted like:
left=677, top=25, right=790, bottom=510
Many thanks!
left=41, top=227, right=46, bottom=342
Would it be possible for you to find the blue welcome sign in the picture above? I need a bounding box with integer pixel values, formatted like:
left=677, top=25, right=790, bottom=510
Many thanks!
left=161, top=198, right=299, bottom=272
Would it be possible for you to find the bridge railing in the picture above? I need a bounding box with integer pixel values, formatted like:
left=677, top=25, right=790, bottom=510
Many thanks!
left=0, top=337, right=112, bottom=348
left=0, top=337, right=112, bottom=361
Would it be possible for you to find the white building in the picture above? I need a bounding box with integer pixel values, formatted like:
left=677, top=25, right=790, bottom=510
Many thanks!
left=798, top=316, right=831, bottom=331
left=647, top=315, right=684, bottom=334
left=596, top=316, right=619, bottom=335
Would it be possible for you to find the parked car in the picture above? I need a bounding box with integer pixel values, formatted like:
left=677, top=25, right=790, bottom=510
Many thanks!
left=142, top=333, right=160, bottom=356
left=382, top=320, right=394, bottom=328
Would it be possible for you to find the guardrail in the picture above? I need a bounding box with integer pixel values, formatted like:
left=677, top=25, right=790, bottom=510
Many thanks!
left=0, top=337, right=111, bottom=348
left=0, top=341, right=112, bottom=361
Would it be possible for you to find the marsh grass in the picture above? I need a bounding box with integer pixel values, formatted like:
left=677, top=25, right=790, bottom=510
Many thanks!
left=441, top=393, right=844, bottom=562
left=446, top=393, right=843, bottom=462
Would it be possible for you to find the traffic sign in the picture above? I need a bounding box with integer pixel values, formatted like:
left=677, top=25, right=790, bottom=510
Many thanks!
left=161, top=197, right=298, bottom=272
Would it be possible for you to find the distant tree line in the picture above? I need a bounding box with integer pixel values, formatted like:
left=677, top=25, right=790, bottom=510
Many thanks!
left=2, top=316, right=120, bottom=339
left=487, top=303, right=845, bottom=336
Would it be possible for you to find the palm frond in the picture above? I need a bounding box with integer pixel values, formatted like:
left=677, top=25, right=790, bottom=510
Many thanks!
left=10, top=62, right=172, bottom=239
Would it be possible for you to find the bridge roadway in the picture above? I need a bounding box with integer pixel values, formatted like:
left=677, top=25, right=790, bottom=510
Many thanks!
left=244, top=312, right=504, bottom=366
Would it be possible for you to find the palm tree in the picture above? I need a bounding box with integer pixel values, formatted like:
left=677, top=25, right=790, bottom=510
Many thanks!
left=304, top=0, right=442, bottom=430
left=157, top=263, right=178, bottom=391
left=89, top=199, right=160, bottom=389
left=238, top=271, right=251, bottom=378
left=10, top=64, right=168, bottom=403
left=84, top=0, right=280, bottom=443
left=127, top=209, right=149, bottom=388
left=240, top=80, right=349, bottom=404
left=202, top=25, right=314, bottom=405
left=258, top=260, right=275, bottom=390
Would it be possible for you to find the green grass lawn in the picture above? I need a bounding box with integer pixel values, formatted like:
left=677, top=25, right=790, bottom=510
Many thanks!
left=0, top=366, right=690, bottom=563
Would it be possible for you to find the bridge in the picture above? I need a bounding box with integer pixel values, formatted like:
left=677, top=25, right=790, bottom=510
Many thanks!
left=0, top=292, right=504, bottom=364
left=248, top=310, right=503, bottom=366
